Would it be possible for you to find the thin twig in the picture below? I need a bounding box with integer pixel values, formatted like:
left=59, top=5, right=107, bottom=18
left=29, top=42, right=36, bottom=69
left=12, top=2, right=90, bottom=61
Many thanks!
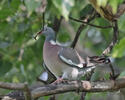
left=71, top=11, right=96, bottom=48
left=71, top=24, right=85, bottom=48
left=102, top=21, right=119, bottom=55
left=109, top=63, right=115, bottom=78
left=71, top=19, right=93, bottom=48
left=112, top=21, right=119, bottom=44
left=80, top=92, right=86, bottom=100
left=34, top=13, right=45, bottom=40
left=42, top=12, right=45, bottom=30
left=69, top=16, right=112, bottom=29
left=102, top=21, right=119, bottom=81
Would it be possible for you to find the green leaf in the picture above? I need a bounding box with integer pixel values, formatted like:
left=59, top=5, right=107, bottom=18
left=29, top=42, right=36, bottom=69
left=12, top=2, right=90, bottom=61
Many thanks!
left=97, top=0, right=108, bottom=7
left=109, top=0, right=117, bottom=14
left=52, top=0, right=74, bottom=20
left=0, top=9, right=12, bottom=19
left=0, top=60, right=12, bottom=76
left=80, top=4, right=93, bottom=18
left=97, top=0, right=124, bottom=14
left=62, top=0, right=74, bottom=20
left=0, top=0, right=20, bottom=19
left=109, top=0, right=123, bottom=14
left=112, top=37, right=125, bottom=58
left=10, top=0, right=21, bottom=10
left=24, top=0, right=41, bottom=13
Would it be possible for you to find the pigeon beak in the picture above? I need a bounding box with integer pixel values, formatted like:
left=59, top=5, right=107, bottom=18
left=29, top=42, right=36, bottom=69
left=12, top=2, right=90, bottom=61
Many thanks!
left=34, top=29, right=43, bottom=40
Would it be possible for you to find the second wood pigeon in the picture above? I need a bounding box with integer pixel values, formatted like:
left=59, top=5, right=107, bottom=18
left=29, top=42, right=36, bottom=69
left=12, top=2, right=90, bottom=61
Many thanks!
left=38, top=26, right=96, bottom=82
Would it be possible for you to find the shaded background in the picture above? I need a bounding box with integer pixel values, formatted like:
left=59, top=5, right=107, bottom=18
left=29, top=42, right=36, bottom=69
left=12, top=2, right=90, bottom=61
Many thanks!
left=0, top=0, right=125, bottom=100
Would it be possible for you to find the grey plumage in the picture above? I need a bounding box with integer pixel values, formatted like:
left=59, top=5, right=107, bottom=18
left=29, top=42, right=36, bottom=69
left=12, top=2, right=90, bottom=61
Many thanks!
left=42, top=26, right=96, bottom=80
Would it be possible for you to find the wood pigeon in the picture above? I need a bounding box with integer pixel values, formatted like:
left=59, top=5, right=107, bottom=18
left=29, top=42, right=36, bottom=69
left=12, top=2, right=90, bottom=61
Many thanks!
left=37, top=26, right=96, bottom=82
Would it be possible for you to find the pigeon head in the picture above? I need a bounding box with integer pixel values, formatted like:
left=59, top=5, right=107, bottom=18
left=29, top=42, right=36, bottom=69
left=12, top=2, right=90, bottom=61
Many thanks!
left=42, top=26, right=55, bottom=37
left=34, top=26, right=56, bottom=41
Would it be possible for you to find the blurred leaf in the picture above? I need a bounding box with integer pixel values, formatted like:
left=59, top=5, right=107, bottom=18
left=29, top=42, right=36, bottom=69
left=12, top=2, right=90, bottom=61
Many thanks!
left=0, top=9, right=13, bottom=19
left=24, top=0, right=41, bottom=13
left=12, top=76, right=20, bottom=83
left=0, top=60, right=12, bottom=77
left=62, top=0, right=74, bottom=20
left=112, top=37, right=125, bottom=58
left=57, top=33, right=70, bottom=43
left=18, top=22, right=29, bottom=32
left=97, top=0, right=108, bottom=7
left=96, top=0, right=123, bottom=14
left=52, top=0, right=74, bottom=20
left=86, top=93, right=92, bottom=100
left=109, top=0, right=117, bottom=14
left=0, top=41, right=9, bottom=49
left=10, top=0, right=21, bottom=10
left=109, top=0, right=123, bottom=14
left=119, top=70, right=125, bottom=78
left=80, top=4, right=93, bottom=19
left=0, top=0, right=20, bottom=19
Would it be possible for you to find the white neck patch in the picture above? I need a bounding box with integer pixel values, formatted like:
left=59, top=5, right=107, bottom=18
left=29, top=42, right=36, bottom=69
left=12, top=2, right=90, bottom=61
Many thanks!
left=49, top=40, right=57, bottom=45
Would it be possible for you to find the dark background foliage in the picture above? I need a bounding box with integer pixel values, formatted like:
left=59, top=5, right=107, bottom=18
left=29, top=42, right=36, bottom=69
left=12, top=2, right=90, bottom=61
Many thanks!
left=0, top=0, right=125, bottom=99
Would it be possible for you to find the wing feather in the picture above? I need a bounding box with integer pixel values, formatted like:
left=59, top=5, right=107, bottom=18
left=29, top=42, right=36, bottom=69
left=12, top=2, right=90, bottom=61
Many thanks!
left=58, top=47, right=84, bottom=68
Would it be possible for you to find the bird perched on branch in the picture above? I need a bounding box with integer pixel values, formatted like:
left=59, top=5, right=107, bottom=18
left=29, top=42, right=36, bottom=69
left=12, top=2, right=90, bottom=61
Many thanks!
left=89, top=0, right=125, bottom=21
left=35, top=26, right=97, bottom=83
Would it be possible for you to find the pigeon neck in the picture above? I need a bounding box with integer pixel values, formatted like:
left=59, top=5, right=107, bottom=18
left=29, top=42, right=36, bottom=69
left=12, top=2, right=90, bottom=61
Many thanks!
left=45, top=34, right=56, bottom=42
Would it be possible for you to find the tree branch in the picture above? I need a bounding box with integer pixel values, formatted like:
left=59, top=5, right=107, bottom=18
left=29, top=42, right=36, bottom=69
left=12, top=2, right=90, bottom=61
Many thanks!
left=32, top=78, right=125, bottom=98
left=0, top=82, right=32, bottom=100
left=0, top=82, right=25, bottom=90
left=71, top=14, right=96, bottom=48
left=102, top=21, right=119, bottom=55
left=1, top=78, right=125, bottom=99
